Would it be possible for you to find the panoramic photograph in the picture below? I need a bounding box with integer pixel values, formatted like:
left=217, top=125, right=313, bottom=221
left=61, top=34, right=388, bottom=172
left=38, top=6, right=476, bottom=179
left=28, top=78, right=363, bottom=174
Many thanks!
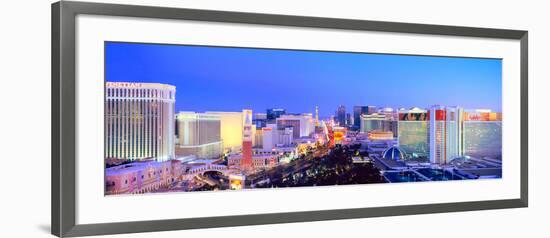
left=103, top=42, right=503, bottom=195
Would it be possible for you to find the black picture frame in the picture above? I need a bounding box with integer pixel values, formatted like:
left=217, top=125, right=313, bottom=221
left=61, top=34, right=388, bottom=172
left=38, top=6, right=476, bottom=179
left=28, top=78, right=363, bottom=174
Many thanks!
left=51, top=1, right=528, bottom=237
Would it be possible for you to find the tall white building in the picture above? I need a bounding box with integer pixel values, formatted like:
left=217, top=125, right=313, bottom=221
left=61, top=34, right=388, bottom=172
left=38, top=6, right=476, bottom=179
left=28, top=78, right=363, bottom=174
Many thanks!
left=276, top=127, right=294, bottom=147
left=262, top=124, right=293, bottom=150
left=105, top=82, right=175, bottom=161
left=262, top=124, right=276, bottom=151
left=276, top=114, right=314, bottom=138
left=176, top=112, right=222, bottom=159
left=429, top=105, right=463, bottom=164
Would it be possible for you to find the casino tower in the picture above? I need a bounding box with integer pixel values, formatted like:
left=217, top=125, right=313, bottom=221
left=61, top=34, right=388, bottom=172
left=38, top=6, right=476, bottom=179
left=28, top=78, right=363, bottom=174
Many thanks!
left=105, top=82, right=176, bottom=161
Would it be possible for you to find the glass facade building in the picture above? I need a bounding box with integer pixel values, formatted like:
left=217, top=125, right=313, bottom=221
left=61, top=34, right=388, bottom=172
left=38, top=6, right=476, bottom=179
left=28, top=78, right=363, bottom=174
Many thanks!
left=397, top=109, right=429, bottom=160
left=253, top=113, right=267, bottom=128
left=463, top=121, right=502, bottom=159
left=266, top=108, right=286, bottom=122
left=398, top=121, right=429, bottom=159
left=353, top=106, right=369, bottom=128
left=336, top=105, right=346, bottom=126
left=360, top=113, right=395, bottom=135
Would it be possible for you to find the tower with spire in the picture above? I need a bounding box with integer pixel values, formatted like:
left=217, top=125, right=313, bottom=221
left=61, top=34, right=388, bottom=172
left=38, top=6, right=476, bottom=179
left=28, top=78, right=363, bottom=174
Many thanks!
left=241, top=109, right=253, bottom=170
left=315, top=106, right=320, bottom=127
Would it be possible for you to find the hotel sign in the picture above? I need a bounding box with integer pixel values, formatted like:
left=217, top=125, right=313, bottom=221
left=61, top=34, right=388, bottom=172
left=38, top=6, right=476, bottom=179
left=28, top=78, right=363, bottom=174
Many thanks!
left=464, top=112, right=502, bottom=121
left=399, top=112, right=428, bottom=121
left=105, top=82, right=176, bottom=90
left=106, top=82, right=143, bottom=88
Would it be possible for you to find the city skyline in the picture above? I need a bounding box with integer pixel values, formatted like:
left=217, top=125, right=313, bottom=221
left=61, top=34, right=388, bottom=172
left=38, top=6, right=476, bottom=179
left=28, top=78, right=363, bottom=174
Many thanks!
left=105, top=42, right=502, bottom=118
left=104, top=43, right=503, bottom=195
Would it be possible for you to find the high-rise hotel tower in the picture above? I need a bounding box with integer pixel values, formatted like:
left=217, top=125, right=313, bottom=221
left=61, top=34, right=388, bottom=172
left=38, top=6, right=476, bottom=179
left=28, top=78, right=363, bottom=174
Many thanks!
left=105, top=82, right=176, bottom=161
left=177, top=112, right=222, bottom=159
left=429, top=105, right=464, bottom=164
left=397, top=107, right=429, bottom=159
left=397, top=105, right=501, bottom=164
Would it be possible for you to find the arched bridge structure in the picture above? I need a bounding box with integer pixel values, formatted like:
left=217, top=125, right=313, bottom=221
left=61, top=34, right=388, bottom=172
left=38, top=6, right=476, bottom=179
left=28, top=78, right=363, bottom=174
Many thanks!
left=185, top=164, right=233, bottom=176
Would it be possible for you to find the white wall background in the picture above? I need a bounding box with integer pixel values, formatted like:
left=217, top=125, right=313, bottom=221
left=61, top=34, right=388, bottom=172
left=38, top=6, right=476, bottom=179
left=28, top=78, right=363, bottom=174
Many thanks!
left=0, top=0, right=547, bottom=237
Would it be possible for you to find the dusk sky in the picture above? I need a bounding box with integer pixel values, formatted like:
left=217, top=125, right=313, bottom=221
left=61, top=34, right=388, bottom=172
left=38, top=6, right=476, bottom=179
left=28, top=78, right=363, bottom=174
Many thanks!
left=105, top=42, right=502, bottom=118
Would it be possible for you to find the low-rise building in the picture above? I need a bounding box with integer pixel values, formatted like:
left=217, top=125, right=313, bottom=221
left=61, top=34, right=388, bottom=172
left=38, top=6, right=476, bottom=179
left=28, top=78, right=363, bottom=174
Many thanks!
left=105, top=160, right=181, bottom=195
left=228, top=153, right=280, bottom=170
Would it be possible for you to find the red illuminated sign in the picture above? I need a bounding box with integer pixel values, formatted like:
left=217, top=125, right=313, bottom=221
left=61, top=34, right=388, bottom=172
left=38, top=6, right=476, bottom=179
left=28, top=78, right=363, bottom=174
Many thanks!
left=464, top=112, right=501, bottom=121
left=435, top=110, right=446, bottom=121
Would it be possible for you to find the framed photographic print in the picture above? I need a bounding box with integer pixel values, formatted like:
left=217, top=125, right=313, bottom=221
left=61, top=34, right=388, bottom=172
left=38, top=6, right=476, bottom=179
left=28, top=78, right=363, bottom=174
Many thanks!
left=52, top=1, right=528, bottom=237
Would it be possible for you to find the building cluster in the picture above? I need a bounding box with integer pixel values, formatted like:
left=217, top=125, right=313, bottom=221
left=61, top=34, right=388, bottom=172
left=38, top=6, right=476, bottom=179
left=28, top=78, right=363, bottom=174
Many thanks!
left=228, top=152, right=280, bottom=170
left=104, top=81, right=503, bottom=193
left=336, top=105, right=502, bottom=164
left=105, top=82, right=321, bottom=178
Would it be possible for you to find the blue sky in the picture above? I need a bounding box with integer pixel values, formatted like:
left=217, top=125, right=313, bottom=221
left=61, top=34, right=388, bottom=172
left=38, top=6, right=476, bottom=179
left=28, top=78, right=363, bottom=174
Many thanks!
left=105, top=42, right=502, bottom=118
